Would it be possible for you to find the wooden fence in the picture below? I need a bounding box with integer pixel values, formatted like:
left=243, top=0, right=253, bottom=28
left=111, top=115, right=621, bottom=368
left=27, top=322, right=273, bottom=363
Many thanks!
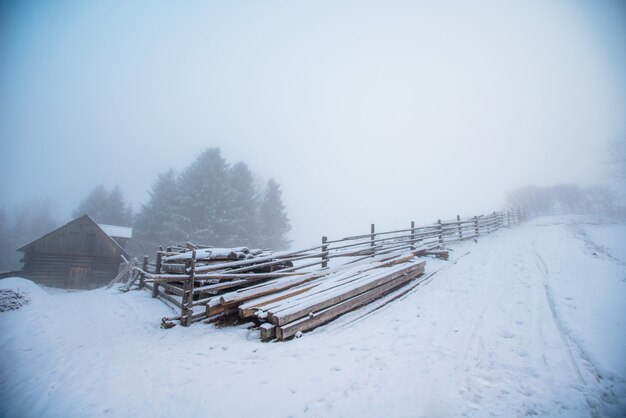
left=125, top=209, right=526, bottom=328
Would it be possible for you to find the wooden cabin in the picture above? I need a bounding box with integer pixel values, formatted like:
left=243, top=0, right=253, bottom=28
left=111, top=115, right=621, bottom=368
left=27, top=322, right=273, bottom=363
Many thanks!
left=17, top=215, right=132, bottom=289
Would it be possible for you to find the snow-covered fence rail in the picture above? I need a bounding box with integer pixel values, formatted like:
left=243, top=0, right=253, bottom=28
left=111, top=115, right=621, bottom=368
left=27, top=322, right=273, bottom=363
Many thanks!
left=124, top=208, right=526, bottom=337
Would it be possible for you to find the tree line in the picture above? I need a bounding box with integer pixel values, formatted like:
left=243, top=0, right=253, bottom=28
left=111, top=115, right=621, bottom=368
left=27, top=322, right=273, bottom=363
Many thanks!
left=505, top=184, right=617, bottom=216
left=0, top=147, right=290, bottom=271
left=128, top=148, right=290, bottom=256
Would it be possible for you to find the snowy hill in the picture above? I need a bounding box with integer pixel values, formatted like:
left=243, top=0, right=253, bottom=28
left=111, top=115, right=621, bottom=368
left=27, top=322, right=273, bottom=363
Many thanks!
left=1, top=216, right=625, bottom=417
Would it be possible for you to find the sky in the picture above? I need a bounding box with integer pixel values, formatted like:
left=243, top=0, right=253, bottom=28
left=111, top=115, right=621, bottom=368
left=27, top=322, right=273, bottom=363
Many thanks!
left=1, top=0, right=625, bottom=248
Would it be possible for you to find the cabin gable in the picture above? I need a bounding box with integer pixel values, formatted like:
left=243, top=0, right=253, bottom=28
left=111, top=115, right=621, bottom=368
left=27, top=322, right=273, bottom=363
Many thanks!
left=16, top=215, right=131, bottom=289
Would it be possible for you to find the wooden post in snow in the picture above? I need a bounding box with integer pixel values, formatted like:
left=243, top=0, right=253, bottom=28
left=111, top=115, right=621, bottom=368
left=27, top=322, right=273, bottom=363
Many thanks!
left=457, top=215, right=462, bottom=240
left=437, top=219, right=443, bottom=244
left=410, top=221, right=415, bottom=250
left=321, top=236, right=328, bottom=269
left=152, top=252, right=162, bottom=298
left=474, top=216, right=479, bottom=237
left=370, top=224, right=375, bottom=250
left=139, top=255, right=148, bottom=289
left=181, top=250, right=196, bottom=327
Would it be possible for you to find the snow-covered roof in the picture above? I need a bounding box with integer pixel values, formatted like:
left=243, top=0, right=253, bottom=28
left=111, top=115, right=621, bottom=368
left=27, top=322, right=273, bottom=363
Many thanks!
left=97, top=224, right=133, bottom=239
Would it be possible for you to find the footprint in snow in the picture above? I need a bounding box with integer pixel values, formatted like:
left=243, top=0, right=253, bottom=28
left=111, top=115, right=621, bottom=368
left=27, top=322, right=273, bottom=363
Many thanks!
left=498, top=330, right=516, bottom=339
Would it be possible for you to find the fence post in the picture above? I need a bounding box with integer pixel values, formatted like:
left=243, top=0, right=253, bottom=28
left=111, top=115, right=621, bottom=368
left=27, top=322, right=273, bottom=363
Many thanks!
left=181, top=250, right=196, bottom=327
left=321, top=236, right=328, bottom=268
left=507, top=211, right=511, bottom=227
left=139, top=255, right=148, bottom=289
left=437, top=219, right=443, bottom=244
left=152, top=252, right=162, bottom=298
left=410, top=221, right=415, bottom=250
left=457, top=215, right=462, bottom=240
left=370, top=224, right=375, bottom=251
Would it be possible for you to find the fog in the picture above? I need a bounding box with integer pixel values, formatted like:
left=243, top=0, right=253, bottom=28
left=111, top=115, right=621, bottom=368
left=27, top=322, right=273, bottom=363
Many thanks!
left=1, top=0, right=625, bottom=248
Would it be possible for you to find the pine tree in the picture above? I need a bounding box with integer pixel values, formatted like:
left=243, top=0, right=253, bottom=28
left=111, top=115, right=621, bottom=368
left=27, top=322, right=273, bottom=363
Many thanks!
left=176, top=148, right=231, bottom=245
left=73, top=185, right=133, bottom=225
left=103, top=186, right=133, bottom=225
left=73, top=185, right=108, bottom=221
left=130, top=169, right=183, bottom=255
left=259, top=179, right=291, bottom=250
left=225, top=162, right=259, bottom=247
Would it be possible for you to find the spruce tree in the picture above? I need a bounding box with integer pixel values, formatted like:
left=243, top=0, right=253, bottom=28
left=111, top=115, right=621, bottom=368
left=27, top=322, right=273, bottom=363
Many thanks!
left=130, top=169, right=183, bottom=255
left=103, top=186, right=133, bottom=225
left=73, top=185, right=132, bottom=225
left=73, top=185, right=109, bottom=221
left=225, top=162, right=259, bottom=247
left=259, top=179, right=291, bottom=250
left=176, top=148, right=231, bottom=246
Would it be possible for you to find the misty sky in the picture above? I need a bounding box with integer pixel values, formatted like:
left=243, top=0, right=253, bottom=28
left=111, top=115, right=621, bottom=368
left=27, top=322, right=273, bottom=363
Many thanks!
left=1, top=0, right=625, bottom=247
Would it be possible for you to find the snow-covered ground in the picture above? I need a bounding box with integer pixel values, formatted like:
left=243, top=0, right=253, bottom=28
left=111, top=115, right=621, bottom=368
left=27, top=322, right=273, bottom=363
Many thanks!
left=1, top=215, right=625, bottom=417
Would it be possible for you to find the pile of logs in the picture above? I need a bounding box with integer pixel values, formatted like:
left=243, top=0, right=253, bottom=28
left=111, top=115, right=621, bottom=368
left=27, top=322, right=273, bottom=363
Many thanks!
left=130, top=244, right=427, bottom=340
left=225, top=252, right=425, bottom=340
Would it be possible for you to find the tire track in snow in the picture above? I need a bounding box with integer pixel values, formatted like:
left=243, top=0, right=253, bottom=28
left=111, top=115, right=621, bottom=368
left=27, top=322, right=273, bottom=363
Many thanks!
left=567, top=221, right=625, bottom=267
left=533, top=251, right=622, bottom=417
left=534, top=253, right=585, bottom=384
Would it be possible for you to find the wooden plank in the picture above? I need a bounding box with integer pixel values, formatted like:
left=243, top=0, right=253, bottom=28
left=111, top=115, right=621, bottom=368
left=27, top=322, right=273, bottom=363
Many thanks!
left=193, top=279, right=250, bottom=295
left=194, top=272, right=305, bottom=281
left=193, top=246, right=323, bottom=273
left=219, top=251, right=416, bottom=307
left=161, top=263, right=188, bottom=274
left=160, top=282, right=184, bottom=296
left=239, top=284, right=318, bottom=318
left=260, top=323, right=276, bottom=341
left=276, top=267, right=424, bottom=340
left=243, top=255, right=413, bottom=309
left=156, top=288, right=182, bottom=308
left=268, top=262, right=425, bottom=326
left=254, top=257, right=420, bottom=318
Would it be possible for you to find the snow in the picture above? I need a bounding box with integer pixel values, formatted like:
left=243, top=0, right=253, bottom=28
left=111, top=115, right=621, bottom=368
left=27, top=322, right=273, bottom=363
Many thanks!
left=97, top=223, right=133, bottom=239
left=1, top=215, right=625, bottom=417
left=163, top=247, right=256, bottom=262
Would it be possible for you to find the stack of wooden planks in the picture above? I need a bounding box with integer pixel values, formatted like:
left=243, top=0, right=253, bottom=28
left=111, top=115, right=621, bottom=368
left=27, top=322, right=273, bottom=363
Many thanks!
left=206, top=251, right=425, bottom=340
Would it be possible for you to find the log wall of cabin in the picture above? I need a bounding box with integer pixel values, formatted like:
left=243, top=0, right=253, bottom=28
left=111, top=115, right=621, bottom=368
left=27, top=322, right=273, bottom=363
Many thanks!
left=20, top=217, right=125, bottom=289
left=22, top=253, right=120, bottom=289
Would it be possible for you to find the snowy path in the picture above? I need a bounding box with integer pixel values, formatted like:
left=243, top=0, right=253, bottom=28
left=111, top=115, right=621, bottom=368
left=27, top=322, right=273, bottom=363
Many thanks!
left=1, top=216, right=625, bottom=417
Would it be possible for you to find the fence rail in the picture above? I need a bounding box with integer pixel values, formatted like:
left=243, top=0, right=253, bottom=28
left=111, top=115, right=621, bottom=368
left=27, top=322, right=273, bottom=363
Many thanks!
left=127, top=208, right=527, bottom=327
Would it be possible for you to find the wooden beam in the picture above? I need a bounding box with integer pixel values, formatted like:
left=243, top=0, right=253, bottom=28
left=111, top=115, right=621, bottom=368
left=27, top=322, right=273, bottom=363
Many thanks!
left=276, top=267, right=424, bottom=340
left=268, top=262, right=425, bottom=326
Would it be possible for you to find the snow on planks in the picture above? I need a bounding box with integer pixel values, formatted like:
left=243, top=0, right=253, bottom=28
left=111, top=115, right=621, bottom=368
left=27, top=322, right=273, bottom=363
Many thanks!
left=135, top=244, right=428, bottom=339
left=207, top=254, right=426, bottom=340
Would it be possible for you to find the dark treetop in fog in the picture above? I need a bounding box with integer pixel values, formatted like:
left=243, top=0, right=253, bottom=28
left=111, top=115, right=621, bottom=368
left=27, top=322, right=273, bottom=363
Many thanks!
left=129, top=148, right=290, bottom=256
